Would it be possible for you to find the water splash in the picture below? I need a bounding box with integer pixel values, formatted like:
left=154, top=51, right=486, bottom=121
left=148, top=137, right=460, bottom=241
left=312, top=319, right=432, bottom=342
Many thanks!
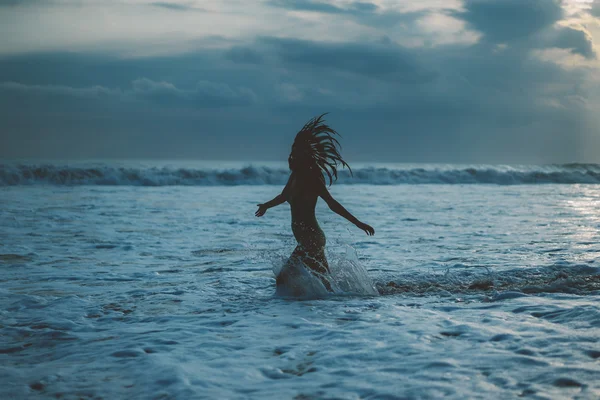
left=271, top=245, right=378, bottom=299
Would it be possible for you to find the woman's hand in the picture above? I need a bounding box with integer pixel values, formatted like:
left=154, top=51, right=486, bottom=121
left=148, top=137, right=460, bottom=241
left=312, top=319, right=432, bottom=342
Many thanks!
left=356, top=221, right=375, bottom=236
left=255, top=204, right=268, bottom=217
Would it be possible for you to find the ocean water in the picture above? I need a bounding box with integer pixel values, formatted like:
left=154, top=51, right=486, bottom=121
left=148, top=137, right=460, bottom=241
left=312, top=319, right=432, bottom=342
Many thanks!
left=1, top=161, right=600, bottom=399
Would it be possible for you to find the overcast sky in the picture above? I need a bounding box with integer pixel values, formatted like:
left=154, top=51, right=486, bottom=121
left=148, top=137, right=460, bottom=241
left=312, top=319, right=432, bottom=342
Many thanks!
left=1, top=0, right=600, bottom=163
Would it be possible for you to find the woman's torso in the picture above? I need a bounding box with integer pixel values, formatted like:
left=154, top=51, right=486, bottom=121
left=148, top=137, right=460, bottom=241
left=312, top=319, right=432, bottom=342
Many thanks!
left=286, top=174, right=325, bottom=249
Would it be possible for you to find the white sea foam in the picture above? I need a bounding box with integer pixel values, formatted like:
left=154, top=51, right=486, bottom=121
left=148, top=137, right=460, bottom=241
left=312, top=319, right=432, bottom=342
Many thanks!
left=3, top=162, right=600, bottom=185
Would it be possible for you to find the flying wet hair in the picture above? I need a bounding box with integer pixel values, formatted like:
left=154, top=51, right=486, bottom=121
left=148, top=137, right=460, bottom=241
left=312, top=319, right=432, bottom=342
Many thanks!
left=289, top=113, right=352, bottom=186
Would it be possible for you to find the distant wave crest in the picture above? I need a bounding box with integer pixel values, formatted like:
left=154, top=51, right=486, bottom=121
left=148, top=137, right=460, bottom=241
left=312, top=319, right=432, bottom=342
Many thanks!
left=2, top=163, right=600, bottom=186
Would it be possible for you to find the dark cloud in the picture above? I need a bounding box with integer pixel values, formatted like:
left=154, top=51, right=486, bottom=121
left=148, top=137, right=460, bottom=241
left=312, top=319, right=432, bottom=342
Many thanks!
left=131, top=78, right=257, bottom=107
left=0, top=0, right=597, bottom=162
left=0, top=81, right=117, bottom=98
left=457, top=0, right=594, bottom=59
left=0, top=78, right=256, bottom=108
left=0, top=38, right=590, bottom=163
left=0, top=0, right=41, bottom=5
left=0, top=50, right=242, bottom=88
left=257, top=37, right=435, bottom=83
left=0, top=0, right=205, bottom=10
left=268, top=0, right=347, bottom=14
left=458, top=0, right=563, bottom=43
left=149, top=2, right=204, bottom=12
left=550, top=27, right=595, bottom=58
left=225, top=47, right=264, bottom=65
left=267, top=0, right=426, bottom=28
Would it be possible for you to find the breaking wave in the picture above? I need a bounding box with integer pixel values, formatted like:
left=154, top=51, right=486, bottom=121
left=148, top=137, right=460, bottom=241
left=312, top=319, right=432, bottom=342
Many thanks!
left=376, top=263, right=600, bottom=298
left=3, top=163, right=600, bottom=186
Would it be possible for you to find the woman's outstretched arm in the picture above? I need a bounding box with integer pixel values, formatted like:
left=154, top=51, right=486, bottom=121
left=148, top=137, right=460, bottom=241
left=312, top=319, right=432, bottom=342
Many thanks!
left=255, top=176, right=292, bottom=217
left=318, top=183, right=375, bottom=236
left=255, top=194, right=286, bottom=217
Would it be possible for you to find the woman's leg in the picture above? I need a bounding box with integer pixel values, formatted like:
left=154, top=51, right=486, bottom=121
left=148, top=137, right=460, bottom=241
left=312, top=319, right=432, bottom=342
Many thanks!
left=304, top=249, right=329, bottom=275
left=279, top=245, right=332, bottom=292
left=302, top=247, right=332, bottom=292
left=276, top=245, right=304, bottom=286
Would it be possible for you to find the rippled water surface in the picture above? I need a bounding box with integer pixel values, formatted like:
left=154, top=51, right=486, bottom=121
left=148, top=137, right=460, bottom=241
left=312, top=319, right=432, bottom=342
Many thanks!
left=1, top=184, right=600, bottom=399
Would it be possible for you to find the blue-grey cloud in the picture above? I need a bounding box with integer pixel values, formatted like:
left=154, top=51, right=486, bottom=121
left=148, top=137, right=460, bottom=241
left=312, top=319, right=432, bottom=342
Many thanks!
left=131, top=78, right=257, bottom=107
left=456, top=0, right=594, bottom=59
left=0, top=78, right=256, bottom=108
left=149, top=2, right=204, bottom=12
left=256, top=37, right=435, bottom=83
left=550, top=27, right=594, bottom=58
left=0, top=0, right=597, bottom=163
left=268, top=0, right=426, bottom=28
left=458, top=0, right=563, bottom=43
left=268, top=0, right=382, bottom=15
left=268, top=0, right=348, bottom=14
left=0, top=0, right=40, bottom=5
left=225, top=47, right=264, bottom=65
left=0, top=34, right=589, bottom=163
left=0, top=81, right=117, bottom=98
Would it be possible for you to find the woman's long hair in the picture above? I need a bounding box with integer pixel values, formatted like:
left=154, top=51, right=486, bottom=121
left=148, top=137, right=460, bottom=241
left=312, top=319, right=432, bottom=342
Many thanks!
left=289, top=113, right=352, bottom=185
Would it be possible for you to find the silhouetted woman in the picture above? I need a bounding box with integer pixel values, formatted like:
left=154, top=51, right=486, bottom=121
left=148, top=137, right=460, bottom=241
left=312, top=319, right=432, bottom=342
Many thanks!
left=255, top=114, right=374, bottom=292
